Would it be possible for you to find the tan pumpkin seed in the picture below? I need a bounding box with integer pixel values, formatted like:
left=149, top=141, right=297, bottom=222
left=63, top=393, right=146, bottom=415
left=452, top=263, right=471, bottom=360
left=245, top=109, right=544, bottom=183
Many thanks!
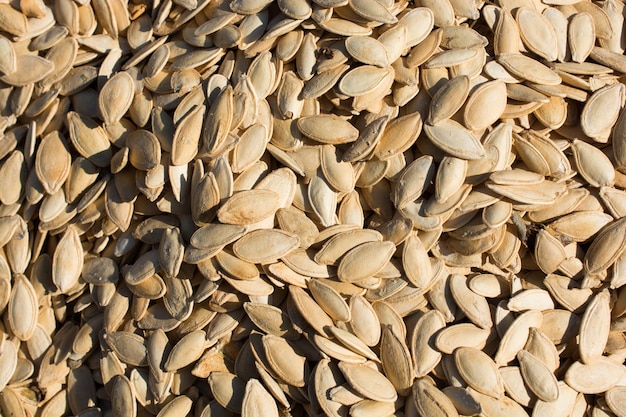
left=411, top=310, right=445, bottom=377
left=580, top=83, right=624, bottom=140
left=495, top=309, right=544, bottom=366
left=243, top=302, right=298, bottom=339
left=584, top=217, right=626, bottom=274
left=0, top=151, right=26, bottom=206
left=233, top=229, right=300, bottom=264
left=469, top=389, right=531, bottom=417
left=0, top=36, right=15, bottom=75
left=464, top=80, right=507, bottom=131
left=171, top=104, right=204, bottom=166
left=579, top=290, right=611, bottom=364
left=320, top=145, right=355, bottom=193
left=164, top=330, right=207, bottom=371
left=157, top=396, right=193, bottom=417
left=66, top=111, right=112, bottom=167
left=380, top=325, right=413, bottom=395
left=349, top=0, right=396, bottom=24
left=297, top=115, right=359, bottom=144
left=497, top=53, right=561, bottom=85
left=314, top=358, right=349, bottom=417
left=486, top=180, right=567, bottom=205
left=392, top=155, right=435, bottom=209
left=308, top=174, right=338, bottom=227
left=605, top=386, right=626, bottom=417
left=569, top=12, right=596, bottom=63
left=8, top=274, right=37, bottom=341
left=337, top=241, right=396, bottom=283
left=517, top=350, right=558, bottom=402
left=0, top=338, right=17, bottom=391
left=532, top=381, right=578, bottom=417
left=349, top=295, right=381, bottom=346
left=104, top=331, right=148, bottom=367
left=413, top=378, right=460, bottom=417
left=52, top=225, right=84, bottom=294
left=377, top=25, right=407, bottom=63
left=339, top=65, right=394, bottom=97
left=403, top=234, right=432, bottom=288
left=312, top=332, right=369, bottom=364
left=307, top=279, right=351, bottom=322
left=339, top=361, right=398, bottom=403
left=407, top=27, right=443, bottom=67
left=217, top=190, right=280, bottom=224
left=327, top=326, right=379, bottom=361
left=424, top=120, right=486, bottom=160
left=375, top=112, right=423, bottom=161
left=441, top=386, right=482, bottom=416
left=263, top=334, right=306, bottom=387
left=508, top=288, right=555, bottom=312
left=98, top=71, right=135, bottom=126
left=425, top=49, right=478, bottom=69
left=1, top=55, right=53, bottom=86
left=345, top=36, right=390, bottom=67
left=289, top=285, right=334, bottom=337
left=428, top=75, right=470, bottom=125
left=517, top=7, right=558, bottom=61
left=455, top=347, right=504, bottom=399
left=564, top=358, right=626, bottom=394
left=110, top=375, right=137, bottom=417
left=68, top=365, right=98, bottom=413
left=449, top=274, right=492, bottom=329
left=399, top=7, right=435, bottom=46
left=241, top=379, right=279, bottom=417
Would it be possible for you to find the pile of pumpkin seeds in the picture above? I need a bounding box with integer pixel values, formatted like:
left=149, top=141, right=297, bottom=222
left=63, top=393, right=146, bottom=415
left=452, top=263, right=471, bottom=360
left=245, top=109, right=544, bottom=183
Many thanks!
left=2, top=0, right=626, bottom=416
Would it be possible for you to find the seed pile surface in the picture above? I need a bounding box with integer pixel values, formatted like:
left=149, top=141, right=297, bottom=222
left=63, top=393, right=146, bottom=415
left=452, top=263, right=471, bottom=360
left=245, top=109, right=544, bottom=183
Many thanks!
left=1, top=0, right=626, bottom=416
